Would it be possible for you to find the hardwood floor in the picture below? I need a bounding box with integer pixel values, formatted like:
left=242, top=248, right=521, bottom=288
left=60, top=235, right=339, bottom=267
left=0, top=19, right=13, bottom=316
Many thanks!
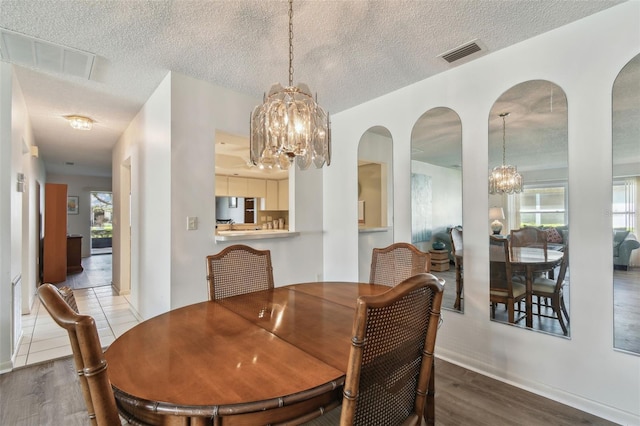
left=613, top=266, right=640, bottom=353
left=0, top=356, right=616, bottom=425
left=434, top=359, right=616, bottom=426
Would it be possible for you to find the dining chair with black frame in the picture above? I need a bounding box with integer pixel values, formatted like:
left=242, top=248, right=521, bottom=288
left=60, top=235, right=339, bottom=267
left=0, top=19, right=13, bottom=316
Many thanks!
left=369, top=242, right=431, bottom=287
left=489, top=236, right=527, bottom=324
left=301, top=273, right=444, bottom=426
left=37, top=283, right=149, bottom=426
left=206, top=244, right=274, bottom=300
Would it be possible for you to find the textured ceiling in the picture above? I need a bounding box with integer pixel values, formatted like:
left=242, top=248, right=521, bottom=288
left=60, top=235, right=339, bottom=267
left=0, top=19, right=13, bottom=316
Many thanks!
left=0, top=0, right=626, bottom=177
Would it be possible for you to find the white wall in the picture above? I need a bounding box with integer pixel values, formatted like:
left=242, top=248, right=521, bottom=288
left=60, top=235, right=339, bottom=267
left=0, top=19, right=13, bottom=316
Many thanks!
left=0, top=63, right=14, bottom=372
left=112, top=72, right=326, bottom=318
left=0, top=63, right=43, bottom=370
left=112, top=73, right=172, bottom=319
left=46, top=174, right=112, bottom=258
left=11, top=71, right=41, bottom=318
left=326, top=3, right=639, bottom=423
left=169, top=73, right=325, bottom=308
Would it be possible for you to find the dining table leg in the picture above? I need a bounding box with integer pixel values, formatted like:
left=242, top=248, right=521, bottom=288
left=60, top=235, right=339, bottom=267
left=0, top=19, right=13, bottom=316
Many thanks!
left=525, top=266, right=533, bottom=328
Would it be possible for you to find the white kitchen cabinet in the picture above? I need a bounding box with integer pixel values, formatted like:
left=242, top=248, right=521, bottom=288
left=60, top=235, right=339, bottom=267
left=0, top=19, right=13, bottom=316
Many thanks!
left=278, top=179, right=289, bottom=210
left=246, top=178, right=266, bottom=198
left=262, top=180, right=279, bottom=210
left=228, top=177, right=247, bottom=196
left=215, top=175, right=229, bottom=196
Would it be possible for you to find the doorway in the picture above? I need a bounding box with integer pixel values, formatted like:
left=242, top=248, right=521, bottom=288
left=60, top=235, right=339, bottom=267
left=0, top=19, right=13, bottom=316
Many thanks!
left=91, top=191, right=113, bottom=255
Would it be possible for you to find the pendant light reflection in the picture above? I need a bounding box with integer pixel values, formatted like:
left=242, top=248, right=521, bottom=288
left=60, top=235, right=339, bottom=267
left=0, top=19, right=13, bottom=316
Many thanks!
left=489, top=112, right=522, bottom=194
left=250, top=0, right=331, bottom=171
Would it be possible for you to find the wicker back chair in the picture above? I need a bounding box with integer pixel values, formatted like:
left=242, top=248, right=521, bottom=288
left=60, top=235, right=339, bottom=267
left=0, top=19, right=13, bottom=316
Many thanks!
left=340, top=273, right=444, bottom=425
left=37, top=284, right=122, bottom=426
left=449, top=227, right=463, bottom=310
left=206, top=244, right=274, bottom=300
left=489, top=236, right=526, bottom=323
left=510, top=227, right=548, bottom=252
left=369, top=243, right=431, bottom=287
left=532, top=246, right=570, bottom=335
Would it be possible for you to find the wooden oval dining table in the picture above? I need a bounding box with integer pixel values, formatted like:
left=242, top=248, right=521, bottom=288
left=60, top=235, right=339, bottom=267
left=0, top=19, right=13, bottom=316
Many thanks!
left=104, top=282, right=438, bottom=426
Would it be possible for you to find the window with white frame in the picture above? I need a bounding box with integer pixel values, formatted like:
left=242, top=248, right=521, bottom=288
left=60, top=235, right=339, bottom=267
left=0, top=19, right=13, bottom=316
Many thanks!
left=612, top=178, right=637, bottom=233
left=517, top=184, right=567, bottom=227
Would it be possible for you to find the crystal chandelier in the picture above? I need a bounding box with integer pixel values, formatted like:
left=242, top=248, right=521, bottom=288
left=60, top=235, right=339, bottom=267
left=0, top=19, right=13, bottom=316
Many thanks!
left=489, top=112, right=522, bottom=194
left=250, top=0, right=331, bottom=171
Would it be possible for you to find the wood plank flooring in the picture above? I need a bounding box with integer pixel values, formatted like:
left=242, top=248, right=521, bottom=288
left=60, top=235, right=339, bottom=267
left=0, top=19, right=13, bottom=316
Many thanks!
left=613, top=267, right=640, bottom=353
left=0, top=356, right=617, bottom=426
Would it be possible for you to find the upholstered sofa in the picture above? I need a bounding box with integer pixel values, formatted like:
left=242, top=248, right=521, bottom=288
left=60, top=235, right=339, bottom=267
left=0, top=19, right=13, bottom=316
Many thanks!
left=613, top=230, right=640, bottom=270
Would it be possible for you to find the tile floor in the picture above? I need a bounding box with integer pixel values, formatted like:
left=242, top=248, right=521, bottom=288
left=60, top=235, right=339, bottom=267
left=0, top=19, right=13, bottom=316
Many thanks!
left=15, top=254, right=141, bottom=367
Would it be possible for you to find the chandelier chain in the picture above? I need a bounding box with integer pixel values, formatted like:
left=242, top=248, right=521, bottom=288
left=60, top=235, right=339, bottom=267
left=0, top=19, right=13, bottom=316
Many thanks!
left=500, top=112, right=509, bottom=165
left=288, top=0, right=294, bottom=87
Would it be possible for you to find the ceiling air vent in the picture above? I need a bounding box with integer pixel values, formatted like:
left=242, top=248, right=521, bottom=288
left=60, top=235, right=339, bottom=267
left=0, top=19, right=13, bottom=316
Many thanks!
left=439, top=39, right=485, bottom=64
left=0, top=28, right=95, bottom=79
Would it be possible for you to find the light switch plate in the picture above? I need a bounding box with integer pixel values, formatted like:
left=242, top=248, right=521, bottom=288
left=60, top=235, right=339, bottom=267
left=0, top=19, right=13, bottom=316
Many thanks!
left=187, top=216, right=198, bottom=230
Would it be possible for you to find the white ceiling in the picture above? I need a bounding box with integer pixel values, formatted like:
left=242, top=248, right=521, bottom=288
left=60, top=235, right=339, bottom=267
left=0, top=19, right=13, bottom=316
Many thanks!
left=0, top=0, right=626, bottom=178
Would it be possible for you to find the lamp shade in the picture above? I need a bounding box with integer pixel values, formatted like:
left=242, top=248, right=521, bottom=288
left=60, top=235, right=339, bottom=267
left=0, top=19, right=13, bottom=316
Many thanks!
left=489, top=207, right=505, bottom=220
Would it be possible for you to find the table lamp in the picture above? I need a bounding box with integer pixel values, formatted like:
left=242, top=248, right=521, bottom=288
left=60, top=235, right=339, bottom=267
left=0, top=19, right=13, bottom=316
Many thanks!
left=489, top=207, right=505, bottom=235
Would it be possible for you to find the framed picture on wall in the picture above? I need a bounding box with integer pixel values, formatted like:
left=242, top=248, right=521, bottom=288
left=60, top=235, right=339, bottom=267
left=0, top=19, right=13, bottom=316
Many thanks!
left=67, top=196, right=79, bottom=215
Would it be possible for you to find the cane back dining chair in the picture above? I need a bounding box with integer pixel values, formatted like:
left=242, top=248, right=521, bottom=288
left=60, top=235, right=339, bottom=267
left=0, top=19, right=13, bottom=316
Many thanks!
left=449, top=227, right=463, bottom=310
left=206, top=244, right=274, bottom=300
left=369, top=242, right=431, bottom=287
left=37, top=284, right=145, bottom=426
left=510, top=227, right=548, bottom=252
left=532, top=246, right=570, bottom=335
left=489, top=236, right=526, bottom=324
left=300, top=273, right=444, bottom=426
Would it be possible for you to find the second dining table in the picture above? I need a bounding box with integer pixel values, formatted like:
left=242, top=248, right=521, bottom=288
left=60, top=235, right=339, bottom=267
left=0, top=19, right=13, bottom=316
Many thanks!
left=104, top=281, right=438, bottom=425
left=455, top=246, right=564, bottom=327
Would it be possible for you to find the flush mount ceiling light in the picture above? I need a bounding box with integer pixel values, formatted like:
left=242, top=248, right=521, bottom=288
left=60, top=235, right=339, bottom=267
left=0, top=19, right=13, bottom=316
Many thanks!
left=65, top=115, right=93, bottom=131
left=249, top=0, right=331, bottom=171
left=489, top=112, right=523, bottom=194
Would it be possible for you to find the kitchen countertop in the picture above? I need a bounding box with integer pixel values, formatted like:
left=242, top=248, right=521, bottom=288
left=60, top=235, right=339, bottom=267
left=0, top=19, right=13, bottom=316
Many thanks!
left=214, top=229, right=300, bottom=242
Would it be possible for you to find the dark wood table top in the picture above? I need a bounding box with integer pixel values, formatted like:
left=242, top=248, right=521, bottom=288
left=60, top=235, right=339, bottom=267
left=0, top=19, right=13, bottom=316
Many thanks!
left=104, top=282, right=390, bottom=423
